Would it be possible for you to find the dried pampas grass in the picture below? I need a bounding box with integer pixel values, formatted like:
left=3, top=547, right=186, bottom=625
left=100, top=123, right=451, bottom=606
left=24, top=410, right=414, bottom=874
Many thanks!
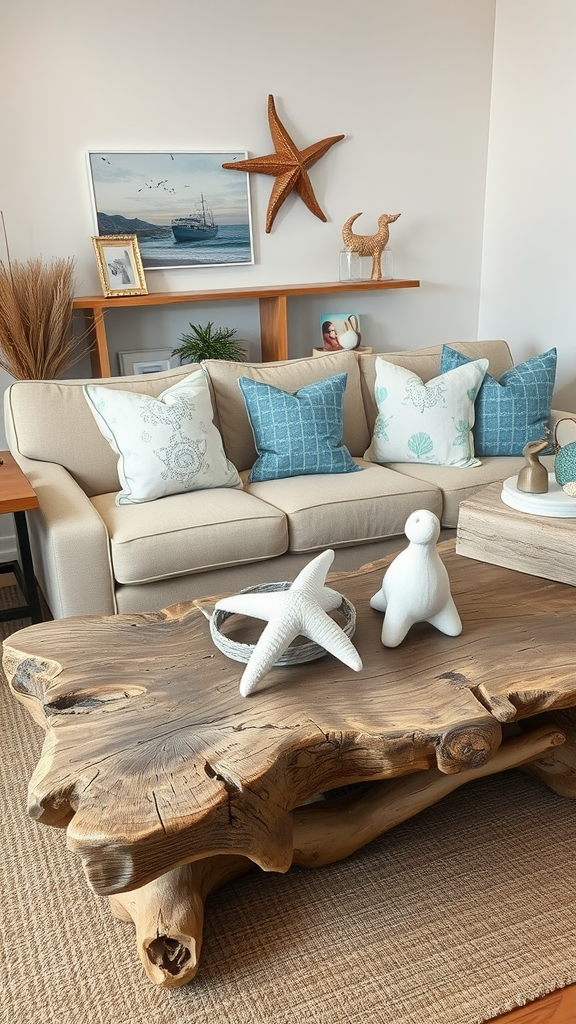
left=0, top=215, right=88, bottom=379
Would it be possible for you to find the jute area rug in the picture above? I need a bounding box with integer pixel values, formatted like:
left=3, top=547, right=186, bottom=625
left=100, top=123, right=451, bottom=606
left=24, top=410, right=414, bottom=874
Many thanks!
left=2, top=584, right=576, bottom=1024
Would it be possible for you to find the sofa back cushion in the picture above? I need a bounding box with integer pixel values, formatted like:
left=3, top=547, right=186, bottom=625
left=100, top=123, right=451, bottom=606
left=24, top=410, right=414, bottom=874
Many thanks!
left=358, top=340, right=514, bottom=433
left=203, top=350, right=370, bottom=471
left=5, top=364, right=198, bottom=497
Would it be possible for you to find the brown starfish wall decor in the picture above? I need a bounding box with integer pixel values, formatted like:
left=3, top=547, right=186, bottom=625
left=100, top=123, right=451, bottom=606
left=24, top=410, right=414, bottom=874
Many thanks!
left=222, top=95, right=344, bottom=233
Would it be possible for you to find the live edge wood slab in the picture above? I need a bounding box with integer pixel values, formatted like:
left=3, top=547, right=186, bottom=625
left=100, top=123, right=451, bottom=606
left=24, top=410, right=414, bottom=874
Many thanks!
left=3, top=541, right=576, bottom=987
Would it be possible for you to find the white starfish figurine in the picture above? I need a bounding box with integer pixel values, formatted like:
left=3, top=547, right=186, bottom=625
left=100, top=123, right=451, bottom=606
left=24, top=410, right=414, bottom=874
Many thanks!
left=214, top=549, right=363, bottom=697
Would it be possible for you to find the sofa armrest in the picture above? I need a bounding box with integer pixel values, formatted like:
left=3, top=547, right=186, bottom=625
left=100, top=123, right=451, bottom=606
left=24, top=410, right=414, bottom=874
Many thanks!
left=550, top=408, right=576, bottom=435
left=9, top=454, right=116, bottom=619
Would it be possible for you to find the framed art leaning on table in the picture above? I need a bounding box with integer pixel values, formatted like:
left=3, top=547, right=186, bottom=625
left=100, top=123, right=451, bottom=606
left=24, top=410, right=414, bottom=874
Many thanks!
left=91, top=234, right=148, bottom=297
left=118, top=349, right=176, bottom=376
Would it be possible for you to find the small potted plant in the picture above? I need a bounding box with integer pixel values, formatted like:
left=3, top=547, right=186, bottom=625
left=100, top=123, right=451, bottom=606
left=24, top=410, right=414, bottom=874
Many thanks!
left=172, top=321, right=247, bottom=364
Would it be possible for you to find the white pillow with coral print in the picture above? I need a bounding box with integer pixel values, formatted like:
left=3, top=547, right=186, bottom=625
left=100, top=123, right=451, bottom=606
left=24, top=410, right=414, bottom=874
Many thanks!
left=83, top=369, right=241, bottom=504
left=364, top=357, right=489, bottom=468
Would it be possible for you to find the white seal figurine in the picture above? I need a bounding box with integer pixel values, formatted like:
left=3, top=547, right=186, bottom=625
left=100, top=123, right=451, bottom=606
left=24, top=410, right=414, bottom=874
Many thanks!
left=370, top=510, right=462, bottom=647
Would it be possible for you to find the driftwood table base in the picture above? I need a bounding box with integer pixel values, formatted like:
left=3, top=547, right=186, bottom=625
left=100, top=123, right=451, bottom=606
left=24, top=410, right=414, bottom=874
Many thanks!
left=109, top=724, right=566, bottom=987
left=3, top=542, right=576, bottom=987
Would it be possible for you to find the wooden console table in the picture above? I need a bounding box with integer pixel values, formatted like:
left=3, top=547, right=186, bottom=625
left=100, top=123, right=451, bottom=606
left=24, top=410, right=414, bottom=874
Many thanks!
left=4, top=543, right=576, bottom=987
left=73, top=278, right=420, bottom=377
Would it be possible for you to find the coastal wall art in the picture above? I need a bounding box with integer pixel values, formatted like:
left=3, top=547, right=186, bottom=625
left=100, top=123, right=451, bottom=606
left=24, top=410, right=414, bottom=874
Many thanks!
left=222, top=95, right=344, bottom=233
left=87, top=151, right=254, bottom=271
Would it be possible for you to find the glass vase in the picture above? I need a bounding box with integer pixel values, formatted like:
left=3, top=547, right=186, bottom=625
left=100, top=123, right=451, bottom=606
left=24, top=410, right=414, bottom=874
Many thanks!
left=339, top=250, right=362, bottom=283
left=381, top=247, right=393, bottom=280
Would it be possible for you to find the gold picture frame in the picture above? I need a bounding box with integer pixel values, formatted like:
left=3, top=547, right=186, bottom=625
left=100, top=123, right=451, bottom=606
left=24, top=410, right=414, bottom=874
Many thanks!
left=91, top=234, right=148, bottom=297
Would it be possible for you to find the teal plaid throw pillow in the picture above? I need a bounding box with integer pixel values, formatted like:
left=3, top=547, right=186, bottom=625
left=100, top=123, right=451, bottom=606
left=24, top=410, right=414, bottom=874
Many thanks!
left=238, top=372, right=361, bottom=482
left=440, top=346, right=557, bottom=456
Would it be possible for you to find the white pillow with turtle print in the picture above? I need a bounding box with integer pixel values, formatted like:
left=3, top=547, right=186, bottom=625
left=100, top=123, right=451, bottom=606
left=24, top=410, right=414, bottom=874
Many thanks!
left=364, top=357, right=489, bottom=468
left=83, top=369, right=242, bottom=505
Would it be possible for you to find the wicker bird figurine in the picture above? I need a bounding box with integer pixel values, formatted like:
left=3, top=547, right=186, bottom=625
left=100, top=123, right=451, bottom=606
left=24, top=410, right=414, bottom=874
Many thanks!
left=341, top=212, right=401, bottom=280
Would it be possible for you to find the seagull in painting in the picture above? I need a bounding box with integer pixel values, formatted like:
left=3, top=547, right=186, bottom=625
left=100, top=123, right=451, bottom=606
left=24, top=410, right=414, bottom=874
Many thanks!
left=214, top=549, right=363, bottom=697
left=138, top=178, right=172, bottom=192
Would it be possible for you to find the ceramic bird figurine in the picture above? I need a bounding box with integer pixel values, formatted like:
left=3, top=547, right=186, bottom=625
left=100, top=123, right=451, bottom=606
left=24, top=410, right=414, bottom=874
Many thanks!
left=370, top=510, right=462, bottom=647
left=517, top=437, right=549, bottom=493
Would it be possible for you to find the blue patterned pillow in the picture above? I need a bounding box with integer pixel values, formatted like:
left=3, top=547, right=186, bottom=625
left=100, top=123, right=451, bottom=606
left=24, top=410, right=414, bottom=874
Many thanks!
left=238, top=373, right=361, bottom=482
left=440, top=346, right=557, bottom=456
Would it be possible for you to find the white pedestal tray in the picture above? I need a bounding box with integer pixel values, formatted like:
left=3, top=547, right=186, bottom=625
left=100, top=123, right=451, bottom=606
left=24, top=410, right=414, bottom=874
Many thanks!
left=501, top=473, right=576, bottom=518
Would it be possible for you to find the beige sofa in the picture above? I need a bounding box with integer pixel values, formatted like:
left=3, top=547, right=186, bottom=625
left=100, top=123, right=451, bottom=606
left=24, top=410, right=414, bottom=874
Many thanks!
left=4, top=339, right=559, bottom=619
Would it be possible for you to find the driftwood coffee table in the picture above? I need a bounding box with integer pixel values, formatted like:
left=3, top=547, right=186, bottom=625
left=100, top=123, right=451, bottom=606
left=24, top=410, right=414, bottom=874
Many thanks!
left=3, top=541, right=576, bottom=988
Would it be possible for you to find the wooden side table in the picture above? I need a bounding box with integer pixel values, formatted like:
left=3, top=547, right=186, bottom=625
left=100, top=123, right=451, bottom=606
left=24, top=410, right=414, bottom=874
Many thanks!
left=0, top=451, right=42, bottom=623
left=456, top=481, right=576, bottom=586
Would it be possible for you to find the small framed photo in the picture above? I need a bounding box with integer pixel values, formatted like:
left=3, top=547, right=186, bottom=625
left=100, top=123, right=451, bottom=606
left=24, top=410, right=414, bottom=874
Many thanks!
left=118, top=349, right=177, bottom=376
left=92, top=234, right=148, bottom=297
left=320, top=313, right=361, bottom=351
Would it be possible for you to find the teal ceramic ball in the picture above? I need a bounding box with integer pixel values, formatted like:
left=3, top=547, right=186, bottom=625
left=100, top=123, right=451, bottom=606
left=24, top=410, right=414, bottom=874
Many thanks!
left=554, top=440, right=576, bottom=490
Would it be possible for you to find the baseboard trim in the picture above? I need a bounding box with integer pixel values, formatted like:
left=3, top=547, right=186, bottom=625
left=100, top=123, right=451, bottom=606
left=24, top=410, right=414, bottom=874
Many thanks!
left=0, top=506, right=17, bottom=564
left=0, top=538, right=17, bottom=563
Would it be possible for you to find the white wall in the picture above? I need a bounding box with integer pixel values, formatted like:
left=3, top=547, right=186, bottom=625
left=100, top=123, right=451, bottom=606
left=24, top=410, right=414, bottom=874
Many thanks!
left=0, top=0, right=495, bottom=361
left=479, top=0, right=576, bottom=410
left=0, top=0, right=497, bottom=558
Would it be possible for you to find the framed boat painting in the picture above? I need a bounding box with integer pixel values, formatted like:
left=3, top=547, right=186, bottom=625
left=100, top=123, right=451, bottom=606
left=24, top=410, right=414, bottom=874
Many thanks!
left=87, top=151, right=254, bottom=270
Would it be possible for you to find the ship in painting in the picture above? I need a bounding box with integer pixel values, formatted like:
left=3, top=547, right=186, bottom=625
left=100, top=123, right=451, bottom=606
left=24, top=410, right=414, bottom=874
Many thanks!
left=171, top=193, right=218, bottom=242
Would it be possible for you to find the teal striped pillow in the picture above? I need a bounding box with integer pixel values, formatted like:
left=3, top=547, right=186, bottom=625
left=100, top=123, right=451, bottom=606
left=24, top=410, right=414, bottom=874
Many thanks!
left=440, top=346, right=556, bottom=456
left=238, top=373, right=361, bottom=482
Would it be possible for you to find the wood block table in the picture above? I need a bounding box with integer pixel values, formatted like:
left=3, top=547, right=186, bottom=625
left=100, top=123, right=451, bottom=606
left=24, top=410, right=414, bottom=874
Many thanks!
left=457, top=481, right=576, bottom=586
left=3, top=542, right=576, bottom=987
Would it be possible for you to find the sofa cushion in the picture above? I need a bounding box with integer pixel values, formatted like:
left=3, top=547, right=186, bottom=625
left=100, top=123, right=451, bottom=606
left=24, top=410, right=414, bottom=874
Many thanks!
left=358, top=340, right=514, bottom=435
left=90, top=487, right=288, bottom=585
left=388, top=455, right=555, bottom=527
left=84, top=368, right=241, bottom=504
left=364, top=357, right=488, bottom=468
left=238, top=373, right=361, bottom=482
left=5, top=364, right=199, bottom=497
left=203, top=350, right=370, bottom=471
left=243, top=458, right=443, bottom=553
left=440, top=346, right=557, bottom=456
